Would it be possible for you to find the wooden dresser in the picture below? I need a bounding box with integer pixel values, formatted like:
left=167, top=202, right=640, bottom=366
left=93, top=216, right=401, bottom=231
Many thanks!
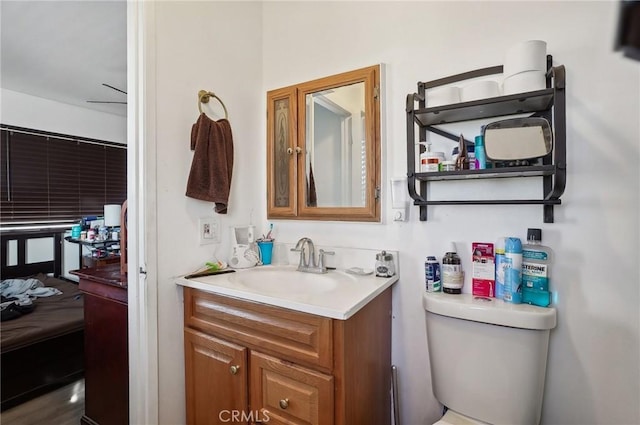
left=71, top=264, right=128, bottom=425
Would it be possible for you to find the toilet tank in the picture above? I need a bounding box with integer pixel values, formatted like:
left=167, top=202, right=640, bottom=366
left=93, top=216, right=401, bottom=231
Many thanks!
left=423, top=293, right=556, bottom=425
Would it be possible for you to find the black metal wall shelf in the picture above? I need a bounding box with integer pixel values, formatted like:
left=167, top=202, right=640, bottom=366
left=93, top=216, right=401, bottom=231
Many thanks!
left=415, top=164, right=557, bottom=181
left=406, top=56, right=566, bottom=223
left=415, top=199, right=562, bottom=206
left=413, top=89, right=554, bottom=126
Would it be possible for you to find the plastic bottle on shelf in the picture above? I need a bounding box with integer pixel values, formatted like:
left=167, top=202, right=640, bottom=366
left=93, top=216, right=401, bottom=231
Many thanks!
left=522, top=228, right=552, bottom=307
left=420, top=143, right=440, bottom=172
left=468, top=146, right=476, bottom=170
left=475, top=128, right=487, bottom=170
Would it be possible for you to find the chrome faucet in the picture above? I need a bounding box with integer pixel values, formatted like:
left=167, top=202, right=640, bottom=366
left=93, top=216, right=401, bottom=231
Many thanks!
left=291, top=237, right=334, bottom=274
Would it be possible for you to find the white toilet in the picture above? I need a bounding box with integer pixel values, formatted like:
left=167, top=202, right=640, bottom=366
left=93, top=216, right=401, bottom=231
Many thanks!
left=423, top=292, right=557, bottom=425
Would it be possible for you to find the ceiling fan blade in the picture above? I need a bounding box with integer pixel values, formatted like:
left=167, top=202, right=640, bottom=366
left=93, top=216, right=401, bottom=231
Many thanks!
left=102, top=83, right=127, bottom=95
left=86, top=100, right=127, bottom=104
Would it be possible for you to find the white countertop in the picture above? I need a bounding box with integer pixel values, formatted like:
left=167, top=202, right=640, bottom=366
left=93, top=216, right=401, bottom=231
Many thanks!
left=175, top=265, right=398, bottom=320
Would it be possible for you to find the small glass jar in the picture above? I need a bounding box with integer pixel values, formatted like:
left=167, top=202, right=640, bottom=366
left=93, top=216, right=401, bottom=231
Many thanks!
left=375, top=251, right=396, bottom=278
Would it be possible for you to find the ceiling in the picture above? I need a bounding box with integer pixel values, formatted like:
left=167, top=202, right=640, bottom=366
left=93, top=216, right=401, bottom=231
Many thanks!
left=1, top=1, right=127, bottom=117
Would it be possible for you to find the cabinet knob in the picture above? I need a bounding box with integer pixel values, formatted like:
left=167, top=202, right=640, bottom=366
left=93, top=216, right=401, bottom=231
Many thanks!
left=295, top=146, right=302, bottom=154
left=286, top=147, right=293, bottom=155
left=278, top=398, right=289, bottom=409
left=229, top=365, right=240, bottom=375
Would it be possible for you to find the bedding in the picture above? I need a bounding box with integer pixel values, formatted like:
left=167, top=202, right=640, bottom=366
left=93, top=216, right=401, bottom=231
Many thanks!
left=1, top=273, right=84, bottom=353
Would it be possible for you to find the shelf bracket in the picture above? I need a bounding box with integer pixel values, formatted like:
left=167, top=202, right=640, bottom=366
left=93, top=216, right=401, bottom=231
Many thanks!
left=425, top=125, right=474, bottom=146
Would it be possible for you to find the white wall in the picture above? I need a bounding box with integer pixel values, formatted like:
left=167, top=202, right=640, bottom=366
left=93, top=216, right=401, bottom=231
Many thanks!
left=149, top=2, right=263, bottom=423
left=1, top=88, right=127, bottom=143
left=147, top=2, right=639, bottom=425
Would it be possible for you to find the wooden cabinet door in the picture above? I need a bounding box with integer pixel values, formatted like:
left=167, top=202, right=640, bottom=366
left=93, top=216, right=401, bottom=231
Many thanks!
left=184, top=328, right=248, bottom=425
left=250, top=351, right=334, bottom=425
left=267, top=86, right=298, bottom=218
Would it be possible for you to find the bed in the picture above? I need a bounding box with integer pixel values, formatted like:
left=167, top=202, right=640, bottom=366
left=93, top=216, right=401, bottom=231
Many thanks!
left=1, top=230, right=85, bottom=411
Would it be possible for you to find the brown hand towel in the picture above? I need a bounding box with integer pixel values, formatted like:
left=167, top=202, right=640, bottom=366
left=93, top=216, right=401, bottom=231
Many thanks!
left=186, top=113, right=234, bottom=214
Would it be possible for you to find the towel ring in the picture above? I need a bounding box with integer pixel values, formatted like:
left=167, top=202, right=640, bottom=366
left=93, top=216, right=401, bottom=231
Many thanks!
left=198, top=90, right=229, bottom=119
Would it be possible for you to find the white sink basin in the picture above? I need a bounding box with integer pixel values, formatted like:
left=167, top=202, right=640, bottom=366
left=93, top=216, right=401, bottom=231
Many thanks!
left=177, top=261, right=399, bottom=320
left=229, top=266, right=352, bottom=296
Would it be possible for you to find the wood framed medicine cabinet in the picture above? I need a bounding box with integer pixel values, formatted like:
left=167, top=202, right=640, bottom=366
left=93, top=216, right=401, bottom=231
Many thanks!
left=267, top=65, right=381, bottom=222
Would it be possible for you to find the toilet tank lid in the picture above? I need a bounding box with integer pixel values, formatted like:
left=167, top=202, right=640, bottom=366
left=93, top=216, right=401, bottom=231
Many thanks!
left=423, top=292, right=556, bottom=330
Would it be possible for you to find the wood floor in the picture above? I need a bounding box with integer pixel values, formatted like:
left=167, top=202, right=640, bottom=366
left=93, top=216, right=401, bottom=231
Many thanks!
left=1, top=379, right=85, bottom=425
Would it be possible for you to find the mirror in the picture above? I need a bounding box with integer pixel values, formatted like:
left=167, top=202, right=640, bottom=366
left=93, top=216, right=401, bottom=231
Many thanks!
left=267, top=65, right=380, bottom=221
left=305, top=83, right=365, bottom=208
left=483, top=117, right=553, bottom=161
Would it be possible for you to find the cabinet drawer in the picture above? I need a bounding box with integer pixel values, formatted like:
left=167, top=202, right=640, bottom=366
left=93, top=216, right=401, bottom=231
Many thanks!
left=184, top=289, right=333, bottom=370
left=250, top=351, right=333, bottom=425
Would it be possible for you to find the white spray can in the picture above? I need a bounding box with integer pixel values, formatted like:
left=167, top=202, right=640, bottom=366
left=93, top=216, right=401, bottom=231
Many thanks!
left=494, top=237, right=507, bottom=299
left=503, top=237, right=523, bottom=304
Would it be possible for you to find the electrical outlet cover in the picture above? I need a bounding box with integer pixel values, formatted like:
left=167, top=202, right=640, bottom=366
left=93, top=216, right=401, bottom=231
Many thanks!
left=199, top=217, right=220, bottom=245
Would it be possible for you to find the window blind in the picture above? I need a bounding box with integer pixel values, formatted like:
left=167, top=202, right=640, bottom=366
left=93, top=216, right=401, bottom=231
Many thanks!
left=0, top=127, right=127, bottom=224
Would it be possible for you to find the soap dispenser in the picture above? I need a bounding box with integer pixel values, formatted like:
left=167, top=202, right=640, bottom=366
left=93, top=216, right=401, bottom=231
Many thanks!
left=375, top=251, right=395, bottom=278
left=420, top=142, right=439, bottom=172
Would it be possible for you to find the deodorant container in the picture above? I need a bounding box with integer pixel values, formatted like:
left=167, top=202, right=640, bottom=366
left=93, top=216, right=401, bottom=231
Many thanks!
left=494, top=237, right=507, bottom=299
left=503, top=237, right=523, bottom=304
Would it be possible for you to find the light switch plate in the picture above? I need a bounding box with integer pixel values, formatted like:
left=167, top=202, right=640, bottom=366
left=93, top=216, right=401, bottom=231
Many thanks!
left=198, top=217, right=220, bottom=245
left=392, top=205, right=409, bottom=222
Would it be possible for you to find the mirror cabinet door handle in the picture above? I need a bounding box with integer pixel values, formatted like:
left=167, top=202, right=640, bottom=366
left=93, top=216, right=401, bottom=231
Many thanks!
left=279, top=398, right=289, bottom=409
left=286, top=147, right=293, bottom=155
left=229, top=365, right=240, bottom=375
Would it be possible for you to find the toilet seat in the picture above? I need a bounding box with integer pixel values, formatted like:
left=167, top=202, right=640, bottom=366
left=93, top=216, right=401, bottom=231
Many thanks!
left=433, top=409, right=490, bottom=425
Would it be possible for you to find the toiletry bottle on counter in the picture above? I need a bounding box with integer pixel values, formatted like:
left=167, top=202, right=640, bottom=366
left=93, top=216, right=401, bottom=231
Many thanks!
left=425, top=256, right=441, bottom=292
left=494, top=237, right=507, bottom=299
left=503, top=237, right=523, bottom=304
left=375, top=251, right=395, bottom=277
left=442, top=243, right=464, bottom=294
left=522, top=228, right=552, bottom=307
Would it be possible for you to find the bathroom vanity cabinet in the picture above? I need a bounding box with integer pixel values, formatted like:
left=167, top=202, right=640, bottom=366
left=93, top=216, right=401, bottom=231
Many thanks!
left=183, top=287, right=391, bottom=425
left=406, top=56, right=566, bottom=223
